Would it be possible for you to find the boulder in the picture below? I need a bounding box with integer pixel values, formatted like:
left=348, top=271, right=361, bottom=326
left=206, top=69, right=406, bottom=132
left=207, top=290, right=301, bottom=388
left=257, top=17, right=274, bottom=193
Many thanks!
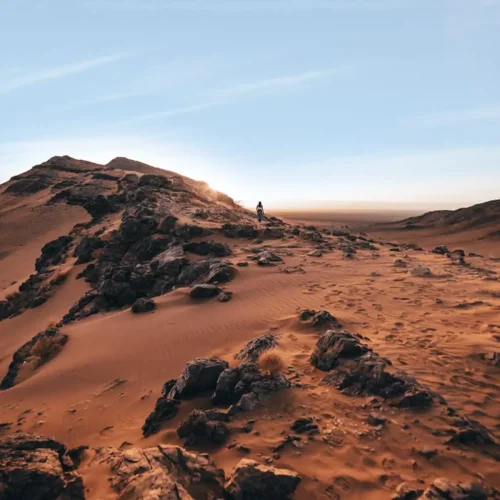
left=74, top=235, right=104, bottom=264
left=219, top=291, right=233, bottom=302
left=291, top=417, right=319, bottom=434
left=168, top=358, right=229, bottom=400
left=177, top=224, right=213, bottom=240
left=299, top=309, right=340, bottom=328
left=432, top=246, right=449, bottom=255
left=235, top=334, right=277, bottom=362
left=256, top=251, right=283, bottom=266
left=157, top=214, right=178, bottom=234
left=190, top=284, right=222, bottom=299
left=178, top=260, right=235, bottom=286
left=119, top=214, right=157, bottom=244
left=184, top=240, right=232, bottom=256
left=394, top=259, right=407, bottom=268
left=98, top=444, right=225, bottom=499
left=150, top=246, right=187, bottom=277
left=225, top=459, right=301, bottom=500
left=300, top=230, right=323, bottom=242
left=420, top=478, right=494, bottom=499
left=131, top=297, right=156, bottom=314
left=0, top=433, right=85, bottom=500
left=142, top=380, right=181, bottom=437
left=411, top=266, right=433, bottom=277
left=177, top=409, right=230, bottom=445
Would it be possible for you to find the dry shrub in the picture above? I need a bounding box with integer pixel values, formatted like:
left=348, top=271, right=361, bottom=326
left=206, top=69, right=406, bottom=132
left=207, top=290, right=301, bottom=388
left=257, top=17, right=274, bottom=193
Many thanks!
left=258, top=351, right=286, bottom=377
left=31, top=334, right=66, bottom=367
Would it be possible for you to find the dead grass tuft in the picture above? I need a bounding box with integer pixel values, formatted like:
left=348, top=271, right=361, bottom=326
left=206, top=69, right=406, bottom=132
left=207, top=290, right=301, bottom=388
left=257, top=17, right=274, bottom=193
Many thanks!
left=258, top=351, right=286, bottom=377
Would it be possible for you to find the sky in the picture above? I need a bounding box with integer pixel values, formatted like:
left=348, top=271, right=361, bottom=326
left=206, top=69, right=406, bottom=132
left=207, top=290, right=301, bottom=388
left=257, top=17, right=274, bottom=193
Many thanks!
left=1, top=0, right=499, bottom=210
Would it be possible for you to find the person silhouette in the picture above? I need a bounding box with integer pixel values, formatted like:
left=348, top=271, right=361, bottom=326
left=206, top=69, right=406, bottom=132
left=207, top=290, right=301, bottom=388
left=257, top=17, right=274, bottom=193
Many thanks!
left=256, top=201, right=264, bottom=222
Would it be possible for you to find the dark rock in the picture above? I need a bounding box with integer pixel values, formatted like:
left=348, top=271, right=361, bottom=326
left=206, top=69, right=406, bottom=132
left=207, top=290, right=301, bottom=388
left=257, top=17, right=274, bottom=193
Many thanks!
left=131, top=297, right=156, bottom=314
left=206, top=262, right=236, bottom=284
left=177, top=409, right=230, bottom=445
left=184, top=240, right=232, bottom=256
left=367, top=413, right=387, bottom=426
left=291, top=417, right=319, bottom=434
left=142, top=380, right=181, bottom=437
left=300, top=230, right=323, bottom=242
left=168, top=358, right=229, bottom=400
left=1, top=328, right=68, bottom=390
left=261, top=227, right=284, bottom=239
left=178, top=259, right=235, bottom=286
left=447, top=425, right=496, bottom=447
left=97, top=444, right=225, bottom=499
left=394, top=259, right=407, bottom=268
left=5, top=174, right=52, bottom=195
left=235, top=334, right=277, bottom=363
left=256, top=251, right=283, bottom=266
left=74, top=235, right=104, bottom=264
left=392, top=482, right=424, bottom=500
left=190, top=284, right=222, bottom=299
left=92, top=172, right=119, bottom=181
left=225, top=459, right=301, bottom=500
left=150, top=246, right=187, bottom=277
left=420, top=478, right=494, bottom=499
left=237, top=262, right=249, bottom=267
left=138, top=174, right=171, bottom=189
left=222, top=224, right=259, bottom=239
left=119, top=213, right=157, bottom=244
left=177, top=224, right=213, bottom=240
left=432, top=245, right=449, bottom=255
left=213, top=363, right=291, bottom=410
left=398, top=390, right=433, bottom=410
left=299, top=309, right=341, bottom=328
left=0, top=432, right=85, bottom=500
left=36, top=235, right=73, bottom=272
left=219, top=291, right=233, bottom=302
left=157, top=214, right=178, bottom=234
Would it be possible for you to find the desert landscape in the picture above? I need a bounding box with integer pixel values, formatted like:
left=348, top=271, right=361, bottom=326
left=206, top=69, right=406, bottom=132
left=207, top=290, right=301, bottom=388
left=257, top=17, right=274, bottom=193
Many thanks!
left=0, top=156, right=499, bottom=499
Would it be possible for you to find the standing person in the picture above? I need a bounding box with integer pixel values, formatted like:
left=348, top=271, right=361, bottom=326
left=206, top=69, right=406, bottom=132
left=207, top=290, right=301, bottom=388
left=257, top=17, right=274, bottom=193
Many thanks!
left=256, top=201, right=264, bottom=222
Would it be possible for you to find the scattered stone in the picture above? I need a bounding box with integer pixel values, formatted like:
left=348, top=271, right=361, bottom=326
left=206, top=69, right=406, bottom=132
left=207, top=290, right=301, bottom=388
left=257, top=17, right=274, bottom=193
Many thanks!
left=256, top=251, right=283, bottom=266
left=420, top=478, right=495, bottom=499
left=190, top=284, right=222, bottom=299
left=225, top=459, right=301, bottom=500
left=432, top=246, right=449, bottom=255
left=236, top=444, right=251, bottom=454
left=394, top=259, right=407, bottom=268
left=392, top=482, right=424, bottom=500
left=291, top=417, right=319, bottom=434
left=237, top=262, right=249, bottom=267
left=411, top=266, right=433, bottom=277
left=417, top=447, right=438, bottom=460
left=308, top=250, right=323, bottom=257
left=367, top=413, right=387, bottom=426
left=131, top=297, right=156, bottom=314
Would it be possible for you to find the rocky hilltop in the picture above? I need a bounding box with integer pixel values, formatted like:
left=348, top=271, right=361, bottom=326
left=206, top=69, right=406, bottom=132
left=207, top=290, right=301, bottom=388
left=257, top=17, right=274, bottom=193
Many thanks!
left=0, top=156, right=499, bottom=499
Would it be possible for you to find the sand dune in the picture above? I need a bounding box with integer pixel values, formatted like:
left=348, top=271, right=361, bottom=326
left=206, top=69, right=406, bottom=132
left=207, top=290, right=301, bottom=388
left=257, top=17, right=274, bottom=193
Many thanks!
left=0, top=157, right=499, bottom=499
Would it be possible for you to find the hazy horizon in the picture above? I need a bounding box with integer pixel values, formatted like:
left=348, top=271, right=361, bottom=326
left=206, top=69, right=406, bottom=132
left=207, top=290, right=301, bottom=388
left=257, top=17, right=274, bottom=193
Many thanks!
left=2, top=1, right=500, bottom=210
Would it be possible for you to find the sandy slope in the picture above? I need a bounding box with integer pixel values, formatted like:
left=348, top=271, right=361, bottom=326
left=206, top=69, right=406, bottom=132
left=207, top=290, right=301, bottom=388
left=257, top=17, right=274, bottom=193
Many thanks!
left=0, top=158, right=499, bottom=499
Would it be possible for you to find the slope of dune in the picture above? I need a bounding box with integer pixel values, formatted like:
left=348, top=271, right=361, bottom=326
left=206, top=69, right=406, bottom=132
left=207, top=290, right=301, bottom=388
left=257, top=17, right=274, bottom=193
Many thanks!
left=0, top=157, right=499, bottom=500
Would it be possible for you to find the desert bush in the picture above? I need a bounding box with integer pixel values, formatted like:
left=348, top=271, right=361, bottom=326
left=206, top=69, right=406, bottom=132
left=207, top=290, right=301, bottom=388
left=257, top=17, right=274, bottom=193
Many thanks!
left=31, top=332, right=67, bottom=367
left=258, top=351, right=286, bottom=377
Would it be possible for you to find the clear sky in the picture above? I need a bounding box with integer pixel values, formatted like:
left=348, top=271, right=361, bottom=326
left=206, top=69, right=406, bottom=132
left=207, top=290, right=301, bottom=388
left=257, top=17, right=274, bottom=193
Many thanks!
left=1, top=0, right=499, bottom=209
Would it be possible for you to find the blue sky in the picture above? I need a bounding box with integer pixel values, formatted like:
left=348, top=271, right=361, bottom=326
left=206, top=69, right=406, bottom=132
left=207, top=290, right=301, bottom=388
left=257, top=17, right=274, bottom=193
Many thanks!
left=1, top=0, right=499, bottom=209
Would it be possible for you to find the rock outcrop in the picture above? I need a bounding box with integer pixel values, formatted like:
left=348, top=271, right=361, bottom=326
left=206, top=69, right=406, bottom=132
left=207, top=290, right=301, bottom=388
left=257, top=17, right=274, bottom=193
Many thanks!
left=0, top=433, right=85, bottom=500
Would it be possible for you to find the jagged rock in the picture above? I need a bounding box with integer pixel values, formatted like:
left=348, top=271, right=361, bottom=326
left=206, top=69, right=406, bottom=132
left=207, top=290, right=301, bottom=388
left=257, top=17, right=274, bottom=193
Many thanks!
left=1, top=328, right=68, bottom=390
left=36, top=235, right=73, bottom=272
left=222, top=224, right=259, bottom=239
left=225, top=459, right=301, bottom=500
left=420, top=478, right=495, bottom=499
left=213, top=363, right=291, bottom=410
left=74, top=235, right=104, bottom=264
left=206, top=262, right=236, bottom=284
left=184, top=241, right=232, bottom=256
left=291, top=417, right=319, bottom=434
left=312, top=331, right=431, bottom=403
left=310, top=330, right=370, bottom=371
left=157, top=214, right=178, bottom=233
left=235, top=334, right=277, bottom=362
left=394, top=259, right=407, bottom=268
left=98, top=278, right=137, bottom=307
left=190, top=284, right=222, bottom=299
left=150, top=246, right=187, bottom=277
left=177, top=410, right=230, bottom=445
left=261, top=227, right=284, bottom=239
left=178, top=260, right=234, bottom=286
left=432, top=246, right=449, bottom=255
left=168, top=358, right=229, bottom=400
left=447, top=424, right=496, bottom=447
left=392, top=482, right=424, bottom=500
left=138, top=174, right=171, bottom=189
left=142, top=380, right=180, bottom=437
left=119, top=213, right=158, bottom=244
left=300, top=230, right=323, bottom=242
left=256, top=251, right=283, bottom=266
left=177, top=224, right=213, bottom=240
left=131, top=297, right=156, bottom=314
left=98, top=444, right=225, bottom=499
left=0, top=433, right=85, bottom=500
left=92, top=172, right=119, bottom=181
left=299, top=309, right=340, bottom=328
